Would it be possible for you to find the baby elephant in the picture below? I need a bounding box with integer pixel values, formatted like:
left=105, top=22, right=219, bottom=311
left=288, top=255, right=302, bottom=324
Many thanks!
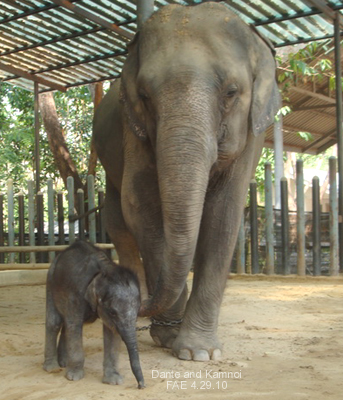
left=43, top=240, right=145, bottom=389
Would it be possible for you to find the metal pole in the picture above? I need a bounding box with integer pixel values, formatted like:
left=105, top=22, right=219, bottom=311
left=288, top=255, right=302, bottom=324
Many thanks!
left=296, top=159, right=306, bottom=275
left=265, top=163, right=274, bottom=274
left=334, top=14, right=343, bottom=272
left=137, top=0, right=154, bottom=29
left=274, top=115, right=284, bottom=209
left=34, top=82, right=40, bottom=193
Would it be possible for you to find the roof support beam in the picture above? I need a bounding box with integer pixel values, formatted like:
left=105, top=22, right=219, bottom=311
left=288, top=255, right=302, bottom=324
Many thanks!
left=0, top=61, right=66, bottom=92
left=305, top=0, right=343, bottom=27
left=290, top=86, right=336, bottom=104
left=51, top=0, right=133, bottom=40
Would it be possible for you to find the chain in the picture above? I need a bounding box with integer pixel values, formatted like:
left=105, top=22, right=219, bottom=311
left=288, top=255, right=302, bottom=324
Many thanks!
left=150, top=317, right=183, bottom=327
left=136, top=318, right=183, bottom=331
left=136, top=324, right=151, bottom=331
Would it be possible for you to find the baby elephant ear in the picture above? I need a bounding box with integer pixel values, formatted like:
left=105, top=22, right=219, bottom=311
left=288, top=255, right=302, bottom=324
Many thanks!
left=85, top=277, right=98, bottom=313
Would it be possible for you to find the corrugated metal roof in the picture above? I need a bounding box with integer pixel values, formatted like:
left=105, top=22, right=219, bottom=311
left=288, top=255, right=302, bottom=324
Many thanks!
left=1, top=0, right=343, bottom=154
left=1, top=0, right=343, bottom=91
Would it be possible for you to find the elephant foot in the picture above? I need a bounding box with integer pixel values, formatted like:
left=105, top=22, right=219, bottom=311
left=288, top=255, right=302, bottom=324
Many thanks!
left=43, top=359, right=62, bottom=373
left=58, top=355, right=67, bottom=368
left=66, top=367, right=84, bottom=381
left=172, top=330, right=222, bottom=361
left=150, top=323, right=180, bottom=349
left=102, top=372, right=123, bottom=385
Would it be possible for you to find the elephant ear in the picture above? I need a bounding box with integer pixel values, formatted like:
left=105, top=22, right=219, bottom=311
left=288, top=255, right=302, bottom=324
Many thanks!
left=250, top=34, right=281, bottom=137
left=120, top=33, right=147, bottom=141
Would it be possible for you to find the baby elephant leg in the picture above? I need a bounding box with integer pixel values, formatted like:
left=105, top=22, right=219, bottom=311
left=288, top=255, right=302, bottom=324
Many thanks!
left=64, top=321, right=85, bottom=381
left=57, top=325, right=67, bottom=368
left=102, top=324, right=123, bottom=385
left=43, top=290, right=63, bottom=372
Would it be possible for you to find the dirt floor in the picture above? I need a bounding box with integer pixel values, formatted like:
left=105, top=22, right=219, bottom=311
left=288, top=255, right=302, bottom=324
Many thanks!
left=0, top=275, right=342, bottom=400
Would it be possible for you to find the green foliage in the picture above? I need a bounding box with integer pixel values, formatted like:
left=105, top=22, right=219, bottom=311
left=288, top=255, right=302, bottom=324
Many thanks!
left=0, top=82, right=101, bottom=193
left=297, top=131, right=313, bottom=142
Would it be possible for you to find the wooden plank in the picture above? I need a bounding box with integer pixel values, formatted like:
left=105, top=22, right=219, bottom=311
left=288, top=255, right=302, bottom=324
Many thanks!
left=0, top=264, right=50, bottom=271
left=0, top=243, right=114, bottom=253
left=0, top=270, right=48, bottom=287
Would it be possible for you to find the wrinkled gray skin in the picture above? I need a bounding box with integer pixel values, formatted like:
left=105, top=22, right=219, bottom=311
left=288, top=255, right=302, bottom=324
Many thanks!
left=93, top=3, right=279, bottom=362
left=43, top=241, right=145, bottom=389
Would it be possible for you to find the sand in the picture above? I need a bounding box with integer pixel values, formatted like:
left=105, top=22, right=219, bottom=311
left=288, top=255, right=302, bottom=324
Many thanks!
left=0, top=275, right=342, bottom=400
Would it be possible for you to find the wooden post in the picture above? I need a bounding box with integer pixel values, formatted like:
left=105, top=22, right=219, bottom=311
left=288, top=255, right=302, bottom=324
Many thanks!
left=77, top=189, right=85, bottom=240
left=281, top=178, right=290, bottom=275
left=18, top=192, right=25, bottom=263
left=67, top=176, right=75, bottom=244
left=250, top=179, right=259, bottom=274
left=265, top=163, right=274, bottom=274
left=312, top=176, right=321, bottom=276
left=57, top=191, right=65, bottom=245
left=98, top=188, right=106, bottom=244
left=87, top=175, right=96, bottom=244
left=329, top=157, right=339, bottom=276
left=47, top=179, right=55, bottom=262
left=236, top=214, right=245, bottom=274
left=28, top=180, right=36, bottom=263
left=7, top=179, right=15, bottom=263
left=36, top=191, right=45, bottom=263
left=0, top=193, right=4, bottom=263
left=296, top=159, right=306, bottom=275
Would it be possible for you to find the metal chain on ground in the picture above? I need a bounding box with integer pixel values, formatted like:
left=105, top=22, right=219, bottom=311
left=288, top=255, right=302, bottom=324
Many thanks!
left=136, top=318, right=183, bottom=331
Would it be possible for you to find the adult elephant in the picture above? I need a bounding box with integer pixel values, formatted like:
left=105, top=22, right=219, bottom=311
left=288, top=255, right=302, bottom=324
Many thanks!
left=93, top=2, right=279, bottom=361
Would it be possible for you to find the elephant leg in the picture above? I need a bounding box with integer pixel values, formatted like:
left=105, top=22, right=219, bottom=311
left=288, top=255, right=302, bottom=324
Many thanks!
left=172, top=143, right=261, bottom=361
left=43, top=289, right=63, bottom=372
left=57, top=325, right=67, bottom=367
left=64, top=321, right=85, bottom=381
left=105, top=177, right=148, bottom=301
left=102, top=324, right=123, bottom=385
left=121, top=163, right=188, bottom=348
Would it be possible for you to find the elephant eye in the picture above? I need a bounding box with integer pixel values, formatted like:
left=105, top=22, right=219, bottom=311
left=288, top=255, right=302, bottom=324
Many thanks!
left=225, top=84, right=238, bottom=98
left=138, top=90, right=149, bottom=101
left=108, top=308, right=118, bottom=317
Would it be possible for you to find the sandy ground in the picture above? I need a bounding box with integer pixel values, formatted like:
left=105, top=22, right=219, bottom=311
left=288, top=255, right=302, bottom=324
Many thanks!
left=0, top=275, right=342, bottom=400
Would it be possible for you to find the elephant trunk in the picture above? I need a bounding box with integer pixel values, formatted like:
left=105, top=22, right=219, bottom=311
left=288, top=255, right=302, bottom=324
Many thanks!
left=140, top=123, right=215, bottom=317
left=121, top=328, right=145, bottom=389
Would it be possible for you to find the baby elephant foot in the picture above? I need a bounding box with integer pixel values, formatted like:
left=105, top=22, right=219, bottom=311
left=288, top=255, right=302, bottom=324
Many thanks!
left=150, top=323, right=180, bottom=349
left=102, top=372, right=123, bottom=385
left=43, top=359, right=62, bottom=373
left=66, top=367, right=84, bottom=381
left=172, top=331, right=222, bottom=361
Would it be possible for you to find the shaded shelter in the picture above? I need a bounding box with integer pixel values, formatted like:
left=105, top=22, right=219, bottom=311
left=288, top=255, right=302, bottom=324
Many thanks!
left=1, top=0, right=343, bottom=269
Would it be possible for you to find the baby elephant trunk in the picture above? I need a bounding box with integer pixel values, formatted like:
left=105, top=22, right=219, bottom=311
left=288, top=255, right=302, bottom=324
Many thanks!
left=121, top=328, right=145, bottom=389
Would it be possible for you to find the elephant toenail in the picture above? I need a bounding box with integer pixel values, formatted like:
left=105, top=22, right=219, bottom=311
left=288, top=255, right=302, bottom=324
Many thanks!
left=178, top=349, right=192, bottom=360
left=212, top=349, right=222, bottom=360
left=193, top=350, right=210, bottom=362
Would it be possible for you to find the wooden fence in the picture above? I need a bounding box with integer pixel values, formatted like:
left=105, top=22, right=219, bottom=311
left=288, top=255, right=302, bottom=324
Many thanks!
left=0, top=160, right=341, bottom=286
left=0, top=175, right=114, bottom=285
left=232, top=157, right=340, bottom=277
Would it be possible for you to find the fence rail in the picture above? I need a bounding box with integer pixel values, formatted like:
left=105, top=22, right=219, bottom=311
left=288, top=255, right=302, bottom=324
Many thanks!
left=0, top=161, right=342, bottom=286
